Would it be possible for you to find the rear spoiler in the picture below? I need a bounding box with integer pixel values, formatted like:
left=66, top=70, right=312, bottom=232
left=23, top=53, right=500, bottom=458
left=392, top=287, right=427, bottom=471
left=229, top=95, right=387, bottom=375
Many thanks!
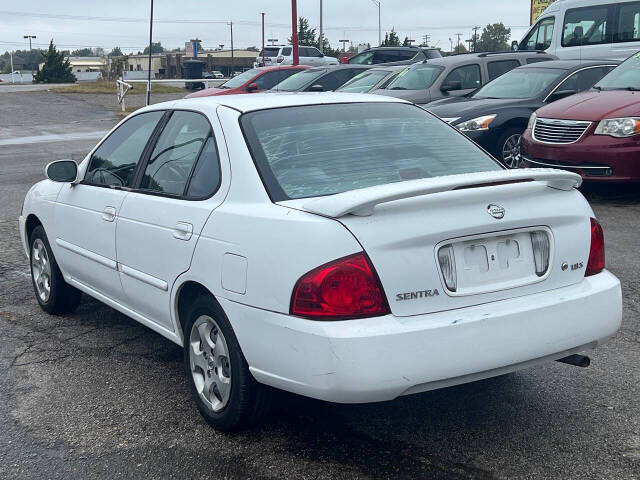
left=302, top=168, right=582, bottom=218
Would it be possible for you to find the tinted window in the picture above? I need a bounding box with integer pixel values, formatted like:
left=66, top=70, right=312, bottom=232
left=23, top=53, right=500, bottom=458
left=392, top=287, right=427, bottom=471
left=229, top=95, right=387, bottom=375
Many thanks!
left=617, top=3, right=640, bottom=42
left=299, top=47, right=310, bottom=57
left=310, top=69, right=365, bottom=91
left=254, top=70, right=286, bottom=90
left=562, top=6, right=611, bottom=47
left=444, top=64, right=482, bottom=90
left=185, top=137, right=221, bottom=199
left=385, top=65, right=444, bottom=90
left=521, top=17, right=555, bottom=50
left=374, top=49, right=417, bottom=63
left=349, top=51, right=375, bottom=65
left=260, top=47, right=280, bottom=57
left=306, top=47, right=323, bottom=58
left=139, top=111, right=210, bottom=196
left=219, top=68, right=260, bottom=89
left=559, top=66, right=615, bottom=92
left=85, top=111, right=164, bottom=187
left=281, top=47, right=292, bottom=56
left=423, top=49, right=442, bottom=59
left=487, top=60, right=521, bottom=81
left=474, top=67, right=564, bottom=99
left=272, top=69, right=326, bottom=91
left=241, top=103, right=500, bottom=201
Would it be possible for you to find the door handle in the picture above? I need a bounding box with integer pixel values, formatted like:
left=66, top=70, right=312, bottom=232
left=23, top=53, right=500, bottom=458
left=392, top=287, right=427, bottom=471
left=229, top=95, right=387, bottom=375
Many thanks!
left=173, top=222, right=193, bottom=241
left=102, top=206, right=117, bottom=222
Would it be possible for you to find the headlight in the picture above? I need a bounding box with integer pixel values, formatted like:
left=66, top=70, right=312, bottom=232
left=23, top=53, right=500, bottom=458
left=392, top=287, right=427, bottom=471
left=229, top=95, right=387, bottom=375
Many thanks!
left=455, top=114, right=496, bottom=132
left=527, top=112, right=537, bottom=130
left=594, top=117, right=640, bottom=138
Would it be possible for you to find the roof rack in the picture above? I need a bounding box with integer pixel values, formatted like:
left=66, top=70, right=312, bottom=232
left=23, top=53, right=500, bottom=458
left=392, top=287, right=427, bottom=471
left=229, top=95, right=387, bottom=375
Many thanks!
left=477, top=50, right=549, bottom=57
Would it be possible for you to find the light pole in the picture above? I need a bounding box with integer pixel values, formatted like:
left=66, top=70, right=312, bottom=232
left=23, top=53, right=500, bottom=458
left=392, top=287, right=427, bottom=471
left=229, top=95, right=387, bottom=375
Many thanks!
left=24, top=34, right=36, bottom=73
left=145, top=0, right=154, bottom=106
left=10, top=51, right=14, bottom=83
left=319, top=0, right=323, bottom=54
left=228, top=22, right=234, bottom=74
left=370, top=0, right=381, bottom=46
left=291, top=0, right=299, bottom=66
left=261, top=13, right=265, bottom=66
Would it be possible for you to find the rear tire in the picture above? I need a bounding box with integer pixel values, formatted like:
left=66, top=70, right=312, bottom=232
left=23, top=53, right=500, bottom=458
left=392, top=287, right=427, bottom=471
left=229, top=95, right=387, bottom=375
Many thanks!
left=29, top=225, right=82, bottom=315
left=184, top=295, right=272, bottom=432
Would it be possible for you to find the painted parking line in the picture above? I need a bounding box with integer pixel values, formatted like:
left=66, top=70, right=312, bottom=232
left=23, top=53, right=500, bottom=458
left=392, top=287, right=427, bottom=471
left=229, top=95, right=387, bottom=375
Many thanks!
left=0, top=130, right=106, bottom=146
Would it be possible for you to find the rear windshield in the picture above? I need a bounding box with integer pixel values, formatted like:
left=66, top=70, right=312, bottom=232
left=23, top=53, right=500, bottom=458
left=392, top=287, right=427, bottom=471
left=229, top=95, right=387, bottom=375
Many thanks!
left=241, top=103, right=501, bottom=201
left=385, top=65, right=444, bottom=91
left=260, top=48, right=280, bottom=57
left=336, top=70, right=391, bottom=93
left=271, top=69, right=326, bottom=91
left=595, top=54, right=640, bottom=90
left=473, top=67, right=564, bottom=99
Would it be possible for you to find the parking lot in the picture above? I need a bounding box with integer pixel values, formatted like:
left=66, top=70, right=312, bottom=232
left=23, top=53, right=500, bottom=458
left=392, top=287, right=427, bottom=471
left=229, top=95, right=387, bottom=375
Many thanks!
left=0, top=88, right=639, bottom=479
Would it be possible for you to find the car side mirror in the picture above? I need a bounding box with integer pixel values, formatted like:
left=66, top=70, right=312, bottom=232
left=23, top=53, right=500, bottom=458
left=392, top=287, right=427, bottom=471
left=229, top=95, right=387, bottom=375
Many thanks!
left=441, top=80, right=462, bottom=92
left=546, top=89, right=577, bottom=103
left=309, top=84, right=324, bottom=92
left=45, top=160, right=78, bottom=183
left=246, top=82, right=259, bottom=93
left=511, top=40, right=519, bottom=51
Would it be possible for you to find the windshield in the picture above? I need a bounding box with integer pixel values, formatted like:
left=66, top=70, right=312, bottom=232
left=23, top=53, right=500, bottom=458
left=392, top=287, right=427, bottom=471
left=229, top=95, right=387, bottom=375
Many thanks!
left=595, top=54, right=640, bottom=90
left=271, top=69, right=326, bottom=91
left=220, top=69, right=260, bottom=89
left=385, top=65, right=444, bottom=91
left=473, top=67, right=564, bottom=99
left=241, top=103, right=501, bottom=201
left=336, top=70, right=391, bottom=93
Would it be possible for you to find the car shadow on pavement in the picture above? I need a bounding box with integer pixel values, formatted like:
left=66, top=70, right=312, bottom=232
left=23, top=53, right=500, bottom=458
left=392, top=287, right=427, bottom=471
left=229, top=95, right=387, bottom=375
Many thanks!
left=580, top=182, right=640, bottom=205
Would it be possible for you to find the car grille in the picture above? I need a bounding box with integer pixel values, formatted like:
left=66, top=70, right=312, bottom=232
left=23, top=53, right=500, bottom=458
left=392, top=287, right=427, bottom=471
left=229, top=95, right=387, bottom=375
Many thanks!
left=533, top=118, right=591, bottom=144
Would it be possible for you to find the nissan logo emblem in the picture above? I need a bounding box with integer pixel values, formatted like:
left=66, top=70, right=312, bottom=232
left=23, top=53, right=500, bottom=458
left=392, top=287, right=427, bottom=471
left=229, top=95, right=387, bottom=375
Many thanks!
left=487, top=204, right=505, bottom=219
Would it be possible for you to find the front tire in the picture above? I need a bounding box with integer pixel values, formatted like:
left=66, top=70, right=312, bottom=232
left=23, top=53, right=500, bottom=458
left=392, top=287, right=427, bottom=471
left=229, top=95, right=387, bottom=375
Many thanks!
left=29, top=225, right=82, bottom=315
left=498, top=128, right=523, bottom=169
left=184, top=295, right=271, bottom=432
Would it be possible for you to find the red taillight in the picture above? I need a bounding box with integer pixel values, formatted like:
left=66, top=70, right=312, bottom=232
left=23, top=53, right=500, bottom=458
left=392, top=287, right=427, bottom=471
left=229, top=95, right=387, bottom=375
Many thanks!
left=290, top=253, right=389, bottom=320
left=585, top=218, right=605, bottom=276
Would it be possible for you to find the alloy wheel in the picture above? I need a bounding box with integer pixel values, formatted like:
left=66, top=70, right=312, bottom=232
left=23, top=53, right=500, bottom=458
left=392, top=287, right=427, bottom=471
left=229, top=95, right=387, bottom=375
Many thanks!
left=189, top=315, right=232, bottom=412
left=502, top=134, right=522, bottom=169
left=31, top=238, right=52, bottom=302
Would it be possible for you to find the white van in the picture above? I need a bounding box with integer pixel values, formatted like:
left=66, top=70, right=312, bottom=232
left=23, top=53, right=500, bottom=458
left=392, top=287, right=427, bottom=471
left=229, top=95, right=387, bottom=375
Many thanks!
left=516, top=0, right=640, bottom=61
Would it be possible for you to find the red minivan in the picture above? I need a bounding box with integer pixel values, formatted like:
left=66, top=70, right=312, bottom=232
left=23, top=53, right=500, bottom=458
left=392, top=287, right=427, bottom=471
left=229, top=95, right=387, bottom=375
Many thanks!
left=520, top=53, right=640, bottom=182
left=185, top=65, right=309, bottom=98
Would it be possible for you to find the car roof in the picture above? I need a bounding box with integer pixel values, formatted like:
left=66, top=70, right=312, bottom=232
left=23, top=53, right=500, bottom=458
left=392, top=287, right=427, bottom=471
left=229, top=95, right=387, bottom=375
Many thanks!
left=516, top=59, right=620, bottom=70
left=258, top=65, right=311, bottom=72
left=304, top=64, right=373, bottom=71
left=172, top=92, right=407, bottom=113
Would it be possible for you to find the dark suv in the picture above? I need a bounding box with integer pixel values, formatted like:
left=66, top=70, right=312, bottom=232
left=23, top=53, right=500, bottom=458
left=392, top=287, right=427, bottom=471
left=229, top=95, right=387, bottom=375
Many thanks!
left=347, top=46, right=442, bottom=66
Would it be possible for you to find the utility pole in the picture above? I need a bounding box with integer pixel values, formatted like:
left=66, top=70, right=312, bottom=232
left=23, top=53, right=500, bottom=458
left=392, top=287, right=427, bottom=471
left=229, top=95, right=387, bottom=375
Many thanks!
left=291, top=0, right=299, bottom=65
left=455, top=33, right=463, bottom=54
left=472, top=25, right=481, bottom=52
left=370, top=0, right=381, bottom=46
left=229, top=21, right=234, bottom=74
left=319, top=0, right=323, bottom=54
left=10, top=52, right=14, bottom=83
left=261, top=13, right=265, bottom=66
left=24, top=34, right=36, bottom=73
left=422, top=34, right=430, bottom=47
left=145, top=0, right=153, bottom=106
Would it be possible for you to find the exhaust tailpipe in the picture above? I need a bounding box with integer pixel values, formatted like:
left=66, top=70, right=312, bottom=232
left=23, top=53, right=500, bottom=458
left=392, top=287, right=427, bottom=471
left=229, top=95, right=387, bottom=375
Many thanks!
left=556, top=354, right=590, bottom=368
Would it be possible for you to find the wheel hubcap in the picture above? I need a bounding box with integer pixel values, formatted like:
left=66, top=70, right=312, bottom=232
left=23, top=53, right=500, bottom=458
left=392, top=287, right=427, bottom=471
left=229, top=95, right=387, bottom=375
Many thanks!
left=502, top=134, right=522, bottom=169
left=189, top=315, right=231, bottom=412
left=31, top=238, right=51, bottom=302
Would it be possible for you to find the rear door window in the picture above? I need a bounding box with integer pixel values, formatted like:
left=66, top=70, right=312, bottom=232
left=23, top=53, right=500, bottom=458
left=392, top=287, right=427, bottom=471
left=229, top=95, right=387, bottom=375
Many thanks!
left=281, top=47, right=292, bottom=56
left=559, top=66, right=616, bottom=92
left=443, top=64, right=482, bottom=90
left=85, top=111, right=164, bottom=188
left=487, top=60, right=521, bottom=81
left=562, top=6, right=612, bottom=47
left=617, top=2, right=640, bottom=42
left=139, top=111, right=211, bottom=196
left=310, top=69, right=366, bottom=91
left=253, top=70, right=286, bottom=90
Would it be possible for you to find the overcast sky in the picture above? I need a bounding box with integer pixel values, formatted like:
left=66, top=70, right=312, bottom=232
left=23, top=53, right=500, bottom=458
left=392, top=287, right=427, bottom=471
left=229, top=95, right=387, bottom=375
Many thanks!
left=1, top=1, right=533, bottom=54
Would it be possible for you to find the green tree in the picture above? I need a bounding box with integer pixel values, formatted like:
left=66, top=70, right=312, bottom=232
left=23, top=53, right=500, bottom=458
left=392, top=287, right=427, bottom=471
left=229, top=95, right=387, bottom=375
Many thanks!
left=109, top=46, right=123, bottom=56
left=143, top=42, right=164, bottom=55
left=382, top=29, right=400, bottom=47
left=454, top=43, right=469, bottom=55
left=34, top=40, right=76, bottom=83
left=477, top=22, right=512, bottom=52
left=71, top=47, right=95, bottom=56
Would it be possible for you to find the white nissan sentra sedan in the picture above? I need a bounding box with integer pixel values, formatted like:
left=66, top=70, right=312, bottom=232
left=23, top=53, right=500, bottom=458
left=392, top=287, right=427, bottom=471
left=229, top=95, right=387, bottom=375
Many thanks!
left=19, top=93, right=622, bottom=431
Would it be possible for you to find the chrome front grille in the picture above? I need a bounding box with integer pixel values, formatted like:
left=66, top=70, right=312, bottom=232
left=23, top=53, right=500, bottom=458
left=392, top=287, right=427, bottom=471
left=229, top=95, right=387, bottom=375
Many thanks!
left=533, top=118, right=591, bottom=144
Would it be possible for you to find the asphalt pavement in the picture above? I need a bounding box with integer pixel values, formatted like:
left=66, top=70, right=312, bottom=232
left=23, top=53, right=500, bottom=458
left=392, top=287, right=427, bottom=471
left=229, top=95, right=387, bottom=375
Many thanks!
left=0, top=89, right=638, bottom=480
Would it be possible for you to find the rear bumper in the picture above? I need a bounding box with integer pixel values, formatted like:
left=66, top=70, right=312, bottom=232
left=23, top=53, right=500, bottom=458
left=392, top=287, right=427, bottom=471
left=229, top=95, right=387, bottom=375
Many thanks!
left=222, top=271, right=622, bottom=403
left=520, top=128, right=640, bottom=181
